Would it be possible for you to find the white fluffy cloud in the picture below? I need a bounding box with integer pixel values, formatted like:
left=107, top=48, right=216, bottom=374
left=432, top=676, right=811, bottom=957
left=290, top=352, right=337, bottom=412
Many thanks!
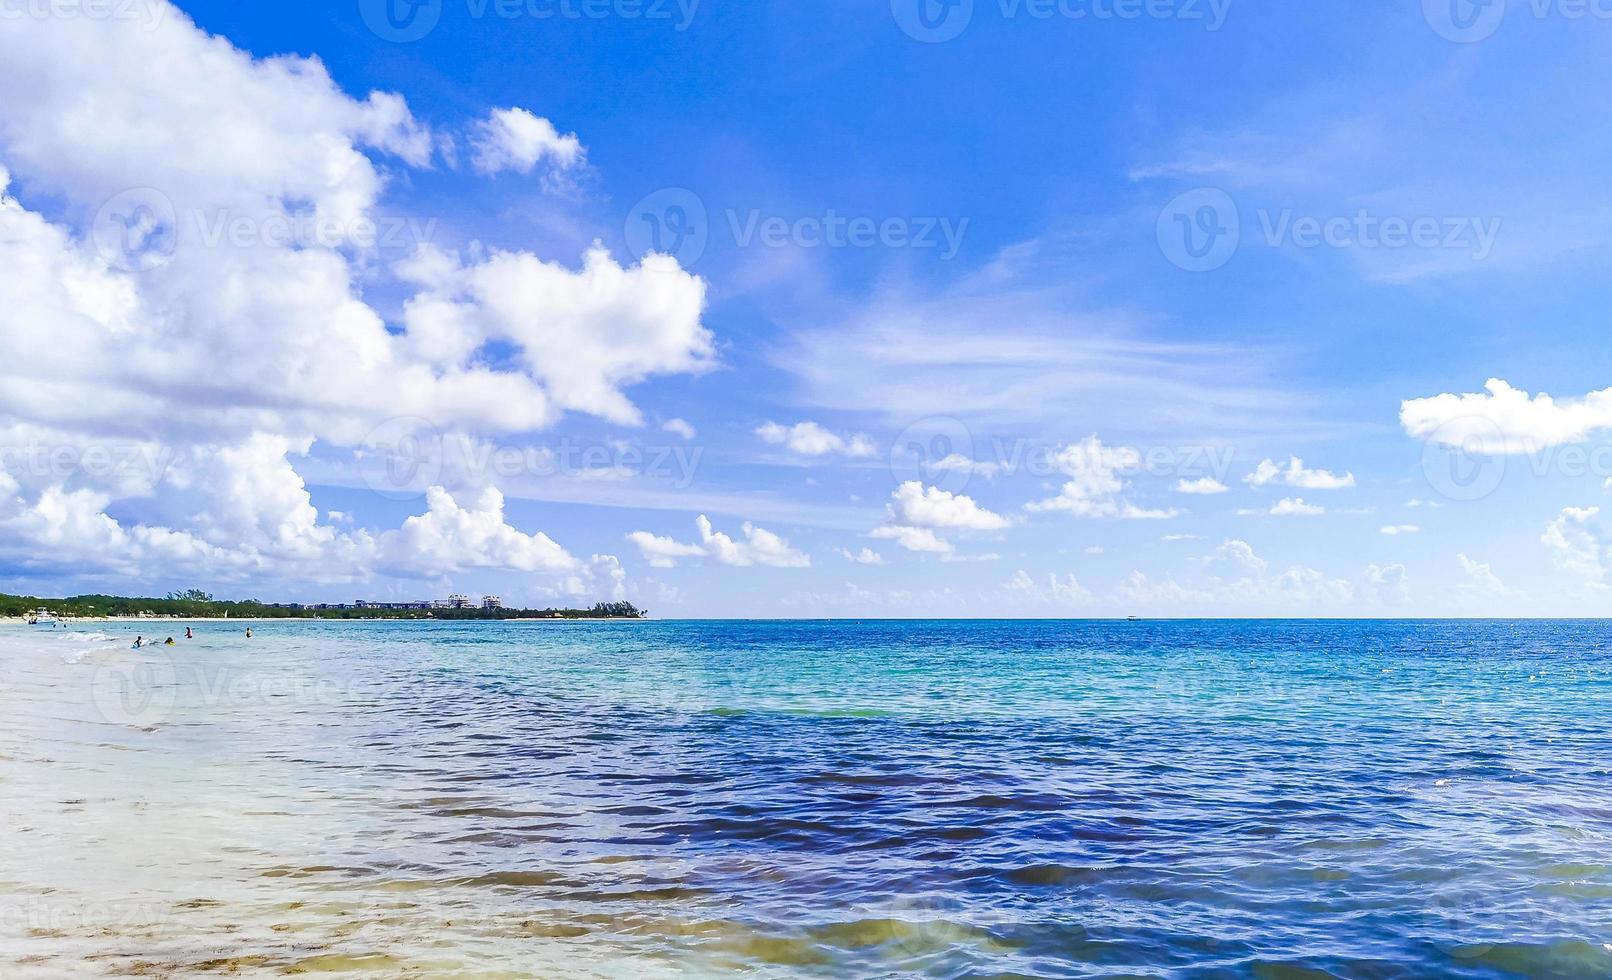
left=0, top=7, right=713, bottom=595
left=1267, top=498, right=1326, bottom=517
left=469, top=107, right=583, bottom=176
left=398, top=244, right=713, bottom=426
left=1027, top=436, right=1180, bottom=519
left=1003, top=570, right=1093, bottom=605
left=662, top=418, right=697, bottom=440
left=1402, top=378, right=1612, bottom=454
left=1380, top=524, right=1420, bottom=536
left=1245, top=457, right=1356, bottom=490
left=869, top=524, right=953, bottom=554
left=1541, top=506, right=1610, bottom=583
left=888, top=481, right=1010, bottom=531
left=0, top=480, right=230, bottom=577
left=1364, top=563, right=1410, bottom=603
left=0, top=11, right=709, bottom=441
left=839, top=547, right=885, bottom=565
left=932, top=454, right=1004, bottom=478
left=380, top=486, right=577, bottom=576
left=1113, top=539, right=1353, bottom=610
left=0, top=11, right=706, bottom=442
left=872, top=482, right=1009, bottom=555
left=0, top=446, right=603, bottom=595
left=627, top=516, right=811, bottom=568
left=1175, top=477, right=1229, bottom=495
left=1210, top=538, right=1268, bottom=576
left=1457, top=553, right=1517, bottom=597
left=755, top=421, right=874, bottom=458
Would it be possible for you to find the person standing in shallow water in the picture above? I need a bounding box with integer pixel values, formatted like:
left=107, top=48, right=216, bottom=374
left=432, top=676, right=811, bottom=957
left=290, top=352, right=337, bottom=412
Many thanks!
left=185, top=627, right=193, bottom=640
left=245, top=628, right=252, bottom=638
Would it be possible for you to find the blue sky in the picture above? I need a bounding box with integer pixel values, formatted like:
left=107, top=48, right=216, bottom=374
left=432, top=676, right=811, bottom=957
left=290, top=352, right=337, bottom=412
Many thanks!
left=0, top=0, right=1610, bottom=615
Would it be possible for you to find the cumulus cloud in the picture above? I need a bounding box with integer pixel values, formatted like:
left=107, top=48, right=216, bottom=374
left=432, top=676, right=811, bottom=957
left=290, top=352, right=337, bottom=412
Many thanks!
left=0, top=6, right=712, bottom=595
left=1402, top=378, right=1612, bottom=454
left=1026, top=435, right=1180, bottom=519
left=1245, top=457, right=1356, bottom=490
left=628, top=515, right=810, bottom=568
left=0, top=481, right=232, bottom=577
left=398, top=244, right=713, bottom=426
left=888, top=481, right=1010, bottom=531
left=662, top=418, right=697, bottom=440
left=469, top=107, right=583, bottom=176
left=1541, top=507, right=1609, bottom=583
left=871, top=482, right=1010, bottom=555
left=755, top=421, right=875, bottom=458
left=839, top=547, right=885, bottom=565
left=1114, top=540, right=1354, bottom=610
left=932, top=454, right=1004, bottom=478
left=1267, top=498, right=1326, bottom=517
left=1380, top=524, right=1420, bottom=535
left=1209, top=538, right=1268, bottom=576
left=1458, top=553, right=1518, bottom=597
left=869, top=524, right=952, bottom=554
left=1175, top=477, right=1229, bottom=495
left=1003, top=570, right=1092, bottom=605
left=1365, top=563, right=1410, bottom=603
left=380, top=486, right=577, bottom=576
left=0, top=448, right=606, bottom=595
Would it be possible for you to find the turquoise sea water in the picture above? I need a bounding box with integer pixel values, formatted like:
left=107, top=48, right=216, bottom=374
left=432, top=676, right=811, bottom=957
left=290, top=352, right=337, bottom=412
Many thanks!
left=3, top=619, right=1612, bottom=977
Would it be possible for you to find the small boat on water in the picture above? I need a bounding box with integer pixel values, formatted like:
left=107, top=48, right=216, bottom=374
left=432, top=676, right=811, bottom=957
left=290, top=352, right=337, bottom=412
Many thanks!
left=28, top=607, right=57, bottom=626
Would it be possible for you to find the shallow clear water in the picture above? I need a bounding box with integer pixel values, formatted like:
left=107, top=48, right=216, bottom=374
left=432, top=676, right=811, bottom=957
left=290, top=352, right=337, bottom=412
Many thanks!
left=3, top=619, right=1612, bottom=977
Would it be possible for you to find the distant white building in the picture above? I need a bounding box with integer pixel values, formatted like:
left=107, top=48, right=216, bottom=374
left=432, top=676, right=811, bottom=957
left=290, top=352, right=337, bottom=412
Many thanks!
left=447, top=594, right=474, bottom=609
left=482, top=596, right=504, bottom=610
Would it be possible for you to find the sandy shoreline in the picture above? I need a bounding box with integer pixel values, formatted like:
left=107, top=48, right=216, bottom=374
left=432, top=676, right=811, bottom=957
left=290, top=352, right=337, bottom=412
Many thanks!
left=8, top=616, right=648, bottom=624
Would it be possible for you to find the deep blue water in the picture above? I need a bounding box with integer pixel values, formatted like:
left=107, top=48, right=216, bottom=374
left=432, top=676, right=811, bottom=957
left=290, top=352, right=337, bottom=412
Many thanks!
left=7, top=619, right=1612, bottom=977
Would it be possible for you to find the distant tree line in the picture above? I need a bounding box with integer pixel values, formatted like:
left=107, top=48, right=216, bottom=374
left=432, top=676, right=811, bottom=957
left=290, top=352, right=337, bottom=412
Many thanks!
left=1, top=592, right=646, bottom=620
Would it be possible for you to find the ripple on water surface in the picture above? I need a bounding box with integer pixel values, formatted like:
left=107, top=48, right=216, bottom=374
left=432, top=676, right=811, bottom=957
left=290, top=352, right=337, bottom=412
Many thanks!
left=3, top=619, right=1612, bottom=977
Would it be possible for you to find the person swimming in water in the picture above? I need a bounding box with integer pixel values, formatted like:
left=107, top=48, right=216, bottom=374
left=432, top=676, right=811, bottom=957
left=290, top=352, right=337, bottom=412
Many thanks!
left=164, top=637, right=176, bottom=646
left=133, top=636, right=143, bottom=649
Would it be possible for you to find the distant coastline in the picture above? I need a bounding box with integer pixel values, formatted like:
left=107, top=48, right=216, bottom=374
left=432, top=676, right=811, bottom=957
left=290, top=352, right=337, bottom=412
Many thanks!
left=3, top=591, right=646, bottom=622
